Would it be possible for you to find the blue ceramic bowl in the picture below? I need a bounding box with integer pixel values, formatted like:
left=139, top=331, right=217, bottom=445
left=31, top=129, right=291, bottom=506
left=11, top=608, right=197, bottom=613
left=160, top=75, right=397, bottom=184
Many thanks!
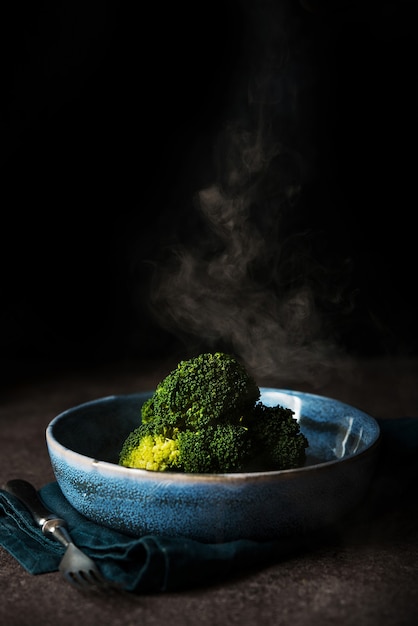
left=46, top=389, right=380, bottom=542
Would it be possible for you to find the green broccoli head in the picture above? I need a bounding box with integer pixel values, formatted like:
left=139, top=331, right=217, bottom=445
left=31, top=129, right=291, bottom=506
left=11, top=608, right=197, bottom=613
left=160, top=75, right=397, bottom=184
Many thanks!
left=248, top=403, right=309, bottom=471
left=141, top=352, right=260, bottom=430
left=118, top=352, right=309, bottom=474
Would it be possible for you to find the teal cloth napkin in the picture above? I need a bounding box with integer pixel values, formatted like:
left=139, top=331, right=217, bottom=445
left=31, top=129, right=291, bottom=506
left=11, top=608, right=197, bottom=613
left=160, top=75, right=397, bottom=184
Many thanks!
left=0, top=482, right=301, bottom=593
left=1, top=417, right=417, bottom=593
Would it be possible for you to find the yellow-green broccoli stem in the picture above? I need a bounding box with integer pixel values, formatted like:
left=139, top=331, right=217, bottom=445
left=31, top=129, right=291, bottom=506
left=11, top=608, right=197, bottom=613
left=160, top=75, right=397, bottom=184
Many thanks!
left=119, top=430, right=180, bottom=472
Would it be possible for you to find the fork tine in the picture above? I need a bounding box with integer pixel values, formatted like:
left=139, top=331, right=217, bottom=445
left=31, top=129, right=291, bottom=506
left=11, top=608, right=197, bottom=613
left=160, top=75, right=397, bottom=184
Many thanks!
left=61, top=566, right=113, bottom=591
left=58, top=543, right=120, bottom=592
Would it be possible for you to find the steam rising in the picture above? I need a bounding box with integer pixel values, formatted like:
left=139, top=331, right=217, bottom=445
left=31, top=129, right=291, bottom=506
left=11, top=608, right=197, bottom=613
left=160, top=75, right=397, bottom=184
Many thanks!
left=148, top=0, right=349, bottom=386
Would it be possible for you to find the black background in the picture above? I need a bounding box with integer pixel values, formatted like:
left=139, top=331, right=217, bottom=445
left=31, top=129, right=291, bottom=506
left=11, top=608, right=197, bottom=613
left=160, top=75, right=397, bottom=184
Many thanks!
left=1, top=0, right=416, bottom=388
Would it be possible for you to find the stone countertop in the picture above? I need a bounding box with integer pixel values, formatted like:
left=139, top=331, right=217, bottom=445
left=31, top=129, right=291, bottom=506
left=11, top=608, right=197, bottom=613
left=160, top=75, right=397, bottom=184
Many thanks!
left=1, top=357, right=418, bottom=626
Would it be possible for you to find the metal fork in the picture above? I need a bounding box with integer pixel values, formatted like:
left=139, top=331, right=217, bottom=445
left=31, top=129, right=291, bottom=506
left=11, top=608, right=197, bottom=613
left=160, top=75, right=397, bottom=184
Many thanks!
left=5, top=479, right=119, bottom=593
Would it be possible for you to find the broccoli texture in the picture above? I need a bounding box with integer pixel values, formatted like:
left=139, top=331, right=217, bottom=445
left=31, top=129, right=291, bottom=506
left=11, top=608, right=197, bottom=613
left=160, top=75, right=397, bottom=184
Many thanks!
left=140, top=351, right=260, bottom=429
left=118, top=352, right=308, bottom=474
left=177, top=423, right=253, bottom=473
left=249, top=403, right=308, bottom=471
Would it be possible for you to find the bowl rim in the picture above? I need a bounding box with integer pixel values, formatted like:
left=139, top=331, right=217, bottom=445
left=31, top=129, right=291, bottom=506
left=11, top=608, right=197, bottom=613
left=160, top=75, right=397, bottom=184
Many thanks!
left=46, top=388, right=381, bottom=484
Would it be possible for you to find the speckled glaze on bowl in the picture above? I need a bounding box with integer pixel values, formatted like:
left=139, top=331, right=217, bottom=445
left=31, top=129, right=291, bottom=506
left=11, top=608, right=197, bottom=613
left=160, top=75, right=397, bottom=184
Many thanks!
left=45, top=389, right=380, bottom=542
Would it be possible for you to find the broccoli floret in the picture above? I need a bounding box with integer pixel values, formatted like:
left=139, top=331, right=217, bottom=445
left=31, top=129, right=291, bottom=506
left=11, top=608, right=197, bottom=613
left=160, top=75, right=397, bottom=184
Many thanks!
left=119, top=421, right=252, bottom=473
left=119, top=423, right=181, bottom=472
left=140, top=397, right=155, bottom=425
left=141, top=352, right=260, bottom=430
left=118, top=352, right=308, bottom=474
left=178, top=423, right=253, bottom=473
left=248, top=403, right=308, bottom=471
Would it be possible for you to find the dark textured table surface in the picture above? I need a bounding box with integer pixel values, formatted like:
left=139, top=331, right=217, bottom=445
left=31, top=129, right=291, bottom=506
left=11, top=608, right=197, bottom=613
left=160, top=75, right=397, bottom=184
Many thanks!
left=1, top=356, right=418, bottom=626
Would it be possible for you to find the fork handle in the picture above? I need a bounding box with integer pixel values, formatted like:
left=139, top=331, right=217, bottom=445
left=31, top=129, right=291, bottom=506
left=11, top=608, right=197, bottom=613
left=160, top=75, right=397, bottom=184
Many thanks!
left=5, top=479, right=72, bottom=547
